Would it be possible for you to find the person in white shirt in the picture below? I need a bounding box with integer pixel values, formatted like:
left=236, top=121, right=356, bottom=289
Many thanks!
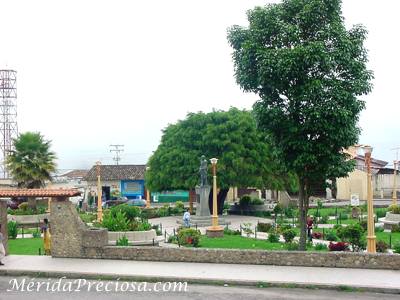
left=183, top=209, right=191, bottom=228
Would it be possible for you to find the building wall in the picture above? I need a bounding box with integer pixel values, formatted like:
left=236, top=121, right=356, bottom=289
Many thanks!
left=375, top=174, right=400, bottom=198
left=336, top=169, right=368, bottom=201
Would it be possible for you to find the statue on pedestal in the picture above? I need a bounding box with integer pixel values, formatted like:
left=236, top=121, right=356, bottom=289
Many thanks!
left=199, top=155, right=208, bottom=187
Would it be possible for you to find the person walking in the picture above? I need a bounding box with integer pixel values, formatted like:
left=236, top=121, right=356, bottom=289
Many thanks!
left=183, top=209, right=191, bottom=228
left=41, top=218, right=51, bottom=255
left=307, top=216, right=313, bottom=241
left=0, top=224, right=5, bottom=266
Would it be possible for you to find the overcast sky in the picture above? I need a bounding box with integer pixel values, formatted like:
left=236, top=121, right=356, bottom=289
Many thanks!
left=0, top=0, right=399, bottom=170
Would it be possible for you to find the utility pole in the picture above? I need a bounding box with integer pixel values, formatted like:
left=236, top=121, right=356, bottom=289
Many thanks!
left=96, top=161, right=103, bottom=222
left=110, top=144, right=124, bottom=165
left=391, top=147, right=400, bottom=205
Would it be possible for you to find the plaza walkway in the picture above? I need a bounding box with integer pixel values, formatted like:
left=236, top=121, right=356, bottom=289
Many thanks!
left=0, top=255, right=399, bottom=293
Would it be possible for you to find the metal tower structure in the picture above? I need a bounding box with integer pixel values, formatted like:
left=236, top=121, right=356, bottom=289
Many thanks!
left=0, top=69, right=18, bottom=178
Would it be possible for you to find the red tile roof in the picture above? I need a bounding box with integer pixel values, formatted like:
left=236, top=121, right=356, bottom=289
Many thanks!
left=0, top=189, right=81, bottom=197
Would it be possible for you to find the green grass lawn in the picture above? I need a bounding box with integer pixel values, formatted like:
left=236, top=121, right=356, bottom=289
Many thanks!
left=8, top=238, right=44, bottom=255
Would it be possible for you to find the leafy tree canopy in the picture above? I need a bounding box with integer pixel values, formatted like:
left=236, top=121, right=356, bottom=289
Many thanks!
left=227, top=0, right=373, bottom=248
left=6, top=132, right=57, bottom=188
left=146, top=107, right=289, bottom=192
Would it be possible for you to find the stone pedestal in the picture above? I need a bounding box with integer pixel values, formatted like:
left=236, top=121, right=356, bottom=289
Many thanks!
left=206, top=226, right=224, bottom=238
left=379, top=212, right=400, bottom=230
left=0, top=200, right=8, bottom=255
left=195, top=185, right=210, bottom=217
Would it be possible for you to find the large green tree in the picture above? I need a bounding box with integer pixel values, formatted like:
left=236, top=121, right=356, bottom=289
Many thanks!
left=228, top=0, right=373, bottom=249
left=6, top=132, right=57, bottom=209
left=146, top=107, right=288, bottom=213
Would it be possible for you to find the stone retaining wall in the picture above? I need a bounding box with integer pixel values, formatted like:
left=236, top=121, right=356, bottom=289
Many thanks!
left=81, top=245, right=400, bottom=270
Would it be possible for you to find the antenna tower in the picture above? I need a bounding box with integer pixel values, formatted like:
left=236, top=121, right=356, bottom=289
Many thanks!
left=110, top=144, right=124, bottom=165
left=0, top=69, right=18, bottom=178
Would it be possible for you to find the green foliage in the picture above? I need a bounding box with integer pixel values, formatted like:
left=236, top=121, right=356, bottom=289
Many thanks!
left=375, top=226, right=384, bottom=233
left=8, top=221, right=18, bottom=239
left=9, top=204, right=47, bottom=215
left=376, top=240, right=389, bottom=253
left=130, top=221, right=152, bottom=232
left=239, top=195, right=252, bottom=207
left=228, top=0, right=373, bottom=250
left=375, top=208, right=387, bottom=218
left=32, top=230, right=41, bottom=238
left=282, top=229, right=296, bottom=243
left=145, top=108, right=288, bottom=193
left=101, top=211, right=130, bottom=232
left=273, top=203, right=283, bottom=215
left=110, top=204, right=141, bottom=222
left=391, top=224, right=400, bottom=233
left=267, top=232, right=280, bottom=243
left=174, top=201, right=185, bottom=213
left=320, top=215, right=329, bottom=224
left=116, top=235, right=129, bottom=246
left=79, top=213, right=97, bottom=223
left=393, top=242, right=400, bottom=254
left=388, top=204, right=400, bottom=214
left=257, top=222, right=272, bottom=233
left=250, top=198, right=264, bottom=205
left=284, top=207, right=295, bottom=218
left=285, top=242, right=299, bottom=251
left=6, top=132, right=57, bottom=189
left=224, top=227, right=241, bottom=236
left=314, top=243, right=328, bottom=251
left=325, top=231, right=338, bottom=242
left=177, top=228, right=201, bottom=247
left=337, top=224, right=366, bottom=252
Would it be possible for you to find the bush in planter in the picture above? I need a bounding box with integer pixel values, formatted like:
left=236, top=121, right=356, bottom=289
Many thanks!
left=173, top=201, right=185, bottom=214
left=257, top=222, right=272, bottom=233
left=267, top=232, right=280, bottom=243
left=130, top=220, right=152, bottom=231
left=158, top=204, right=171, bottom=217
left=141, top=208, right=159, bottom=219
left=376, top=240, right=389, bottom=253
left=328, top=241, right=349, bottom=251
left=239, top=195, right=251, bottom=207
left=102, top=211, right=130, bottom=232
left=325, top=231, right=338, bottom=241
left=7, top=221, right=18, bottom=239
left=337, top=223, right=366, bottom=252
left=110, top=204, right=141, bottom=222
left=282, top=228, right=296, bottom=243
left=116, top=235, right=129, bottom=246
left=177, top=228, right=201, bottom=247
left=388, top=204, right=400, bottom=214
left=250, top=198, right=264, bottom=205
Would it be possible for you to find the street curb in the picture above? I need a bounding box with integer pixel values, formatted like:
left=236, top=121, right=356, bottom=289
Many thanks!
left=0, top=269, right=399, bottom=294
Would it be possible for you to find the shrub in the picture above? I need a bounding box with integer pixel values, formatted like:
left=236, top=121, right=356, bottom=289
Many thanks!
left=173, top=201, right=185, bottom=213
left=376, top=240, right=389, bottom=253
left=177, top=228, right=201, bottom=247
left=393, top=242, right=400, bottom=254
left=337, top=224, right=366, bottom=252
left=116, top=235, right=129, bottom=246
left=338, top=213, right=348, bottom=220
left=388, top=204, right=400, bottom=214
left=267, top=232, right=280, bottom=243
left=130, top=220, right=152, bottom=231
left=250, top=198, right=264, bottom=205
left=141, top=208, right=159, bottom=219
left=101, top=211, right=130, bottom=232
left=18, top=202, right=28, bottom=211
left=158, top=204, right=171, bottom=217
left=376, top=209, right=387, bottom=218
left=80, top=213, right=96, bottom=223
left=224, top=227, right=241, bottom=235
left=32, top=230, right=41, bottom=238
left=254, top=211, right=271, bottom=217
left=312, top=232, right=322, bottom=239
left=359, top=220, right=368, bottom=231
left=391, top=224, right=400, bottom=233
left=315, top=243, right=328, bottom=251
left=285, top=242, right=299, bottom=251
left=282, top=229, right=296, bottom=243
left=7, top=221, right=18, bottom=239
left=241, top=223, right=254, bottom=237
left=257, top=222, right=272, bottom=233
left=320, top=215, right=329, bottom=224
left=110, top=204, right=141, bottom=222
left=333, top=224, right=343, bottom=231
left=328, top=241, right=349, bottom=251
left=239, top=195, right=251, bottom=207
left=325, top=231, right=338, bottom=241
left=284, top=207, right=294, bottom=218
left=277, top=223, right=292, bottom=234
left=273, top=203, right=283, bottom=215
left=375, top=226, right=384, bottom=233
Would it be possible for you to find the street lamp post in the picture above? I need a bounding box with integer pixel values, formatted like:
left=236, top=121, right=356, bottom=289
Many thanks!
left=363, top=145, right=376, bottom=253
left=206, top=158, right=224, bottom=237
left=393, top=160, right=398, bottom=206
left=96, top=161, right=103, bottom=222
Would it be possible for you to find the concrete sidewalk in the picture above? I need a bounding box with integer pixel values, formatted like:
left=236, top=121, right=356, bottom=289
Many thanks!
left=0, top=255, right=399, bottom=293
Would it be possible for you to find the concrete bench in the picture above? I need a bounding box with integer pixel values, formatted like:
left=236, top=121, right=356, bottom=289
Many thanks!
left=108, top=229, right=163, bottom=246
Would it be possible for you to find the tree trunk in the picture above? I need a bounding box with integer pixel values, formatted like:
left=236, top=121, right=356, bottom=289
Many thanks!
left=298, top=178, right=307, bottom=251
left=208, top=188, right=229, bottom=215
left=189, top=189, right=196, bottom=214
left=27, top=197, right=37, bottom=211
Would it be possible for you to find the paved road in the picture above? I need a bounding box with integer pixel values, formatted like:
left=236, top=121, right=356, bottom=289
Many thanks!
left=0, top=276, right=398, bottom=300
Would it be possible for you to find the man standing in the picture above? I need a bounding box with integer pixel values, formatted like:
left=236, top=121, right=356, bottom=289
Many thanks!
left=183, top=209, right=191, bottom=228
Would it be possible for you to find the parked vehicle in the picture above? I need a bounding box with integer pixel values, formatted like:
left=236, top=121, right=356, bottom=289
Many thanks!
left=126, top=198, right=146, bottom=207
left=102, top=198, right=128, bottom=209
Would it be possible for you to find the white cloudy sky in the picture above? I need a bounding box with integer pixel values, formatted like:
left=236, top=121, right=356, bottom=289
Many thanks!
left=0, top=0, right=399, bottom=170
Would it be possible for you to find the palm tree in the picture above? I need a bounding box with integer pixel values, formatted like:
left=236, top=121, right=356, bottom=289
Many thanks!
left=6, top=132, right=57, bottom=209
